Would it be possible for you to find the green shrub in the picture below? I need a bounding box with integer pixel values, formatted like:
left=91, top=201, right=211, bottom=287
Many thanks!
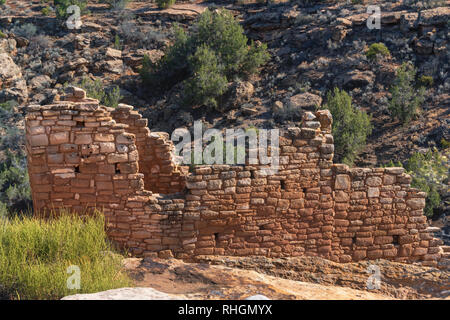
left=0, top=212, right=131, bottom=299
left=441, top=138, right=450, bottom=149
left=140, top=9, right=270, bottom=109
left=366, top=43, right=390, bottom=60
left=156, top=0, right=175, bottom=9
left=0, top=0, right=5, bottom=5
left=388, top=62, right=425, bottom=124
left=102, top=86, right=122, bottom=109
left=382, top=160, right=403, bottom=168
left=418, top=75, right=433, bottom=87
left=72, top=77, right=122, bottom=108
left=183, top=45, right=228, bottom=108
left=41, top=6, right=51, bottom=16
left=0, top=155, right=31, bottom=216
left=323, top=88, right=372, bottom=165
left=0, top=101, right=31, bottom=217
left=54, top=0, right=88, bottom=19
left=405, top=149, right=448, bottom=217
left=0, top=30, right=6, bottom=38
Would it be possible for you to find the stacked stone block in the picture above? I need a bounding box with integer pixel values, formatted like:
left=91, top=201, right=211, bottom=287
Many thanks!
left=110, top=105, right=187, bottom=194
left=332, top=165, right=443, bottom=263
left=26, top=91, right=146, bottom=215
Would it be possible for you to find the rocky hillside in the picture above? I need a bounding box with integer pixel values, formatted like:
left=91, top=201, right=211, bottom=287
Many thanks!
left=1, top=0, right=448, bottom=160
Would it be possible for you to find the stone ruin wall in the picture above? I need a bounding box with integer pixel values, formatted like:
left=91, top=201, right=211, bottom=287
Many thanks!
left=25, top=89, right=444, bottom=265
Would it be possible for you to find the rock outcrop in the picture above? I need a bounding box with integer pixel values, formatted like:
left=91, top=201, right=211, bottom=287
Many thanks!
left=0, top=49, right=28, bottom=103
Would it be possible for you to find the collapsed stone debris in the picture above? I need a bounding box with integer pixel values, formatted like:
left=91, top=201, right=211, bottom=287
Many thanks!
left=25, top=87, right=444, bottom=265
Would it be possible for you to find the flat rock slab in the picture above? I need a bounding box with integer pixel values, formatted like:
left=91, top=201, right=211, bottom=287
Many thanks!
left=62, top=287, right=186, bottom=300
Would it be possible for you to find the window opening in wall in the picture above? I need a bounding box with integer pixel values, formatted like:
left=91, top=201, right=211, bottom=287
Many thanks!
left=74, top=165, right=80, bottom=173
left=393, top=235, right=399, bottom=246
left=280, top=180, right=286, bottom=190
left=76, top=121, right=84, bottom=128
left=115, top=164, right=120, bottom=174
left=214, top=233, right=219, bottom=242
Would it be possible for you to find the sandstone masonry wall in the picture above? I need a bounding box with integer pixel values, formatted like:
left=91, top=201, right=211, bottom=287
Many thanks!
left=110, top=106, right=186, bottom=194
left=25, top=89, right=444, bottom=265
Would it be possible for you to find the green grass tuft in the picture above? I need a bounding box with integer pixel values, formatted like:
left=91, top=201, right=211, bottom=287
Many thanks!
left=0, top=211, right=131, bottom=300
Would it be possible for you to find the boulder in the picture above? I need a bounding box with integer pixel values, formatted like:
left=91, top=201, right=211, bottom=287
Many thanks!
left=61, top=287, right=186, bottom=300
left=103, top=59, right=123, bottom=74
left=105, top=47, right=122, bottom=60
left=0, top=38, right=17, bottom=55
left=272, top=100, right=284, bottom=114
left=288, top=92, right=322, bottom=112
left=29, top=75, right=51, bottom=90
left=81, top=22, right=103, bottom=33
left=74, top=35, right=90, bottom=50
left=336, top=70, right=374, bottom=90
left=226, top=81, right=254, bottom=110
left=0, top=52, right=28, bottom=103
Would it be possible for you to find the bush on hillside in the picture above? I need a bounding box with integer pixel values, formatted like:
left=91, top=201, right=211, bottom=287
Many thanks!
left=388, top=62, right=425, bottom=124
left=41, top=6, right=51, bottom=16
left=69, top=77, right=122, bottom=108
left=0, top=101, right=31, bottom=217
left=323, top=88, right=372, bottom=165
left=140, top=8, right=270, bottom=110
left=0, top=155, right=31, bottom=215
left=183, top=45, right=228, bottom=108
left=156, top=0, right=176, bottom=9
left=405, top=148, right=449, bottom=217
left=54, top=0, right=88, bottom=19
left=418, top=75, right=434, bottom=87
left=0, top=212, right=131, bottom=299
left=366, top=43, right=390, bottom=60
